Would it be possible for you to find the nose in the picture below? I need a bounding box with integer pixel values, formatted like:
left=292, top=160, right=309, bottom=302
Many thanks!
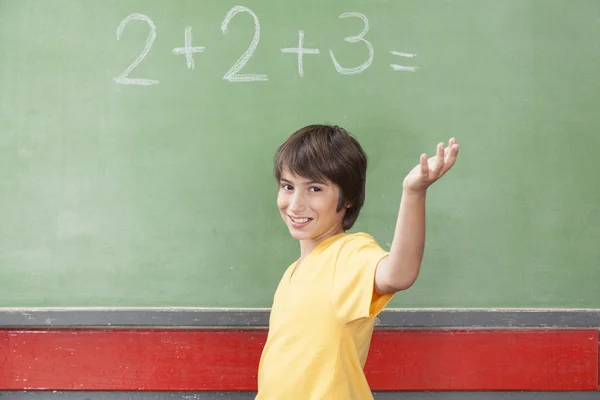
left=289, top=191, right=306, bottom=213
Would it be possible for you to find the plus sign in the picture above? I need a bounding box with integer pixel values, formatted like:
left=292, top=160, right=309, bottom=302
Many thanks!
left=281, top=30, right=320, bottom=77
left=172, top=26, right=206, bottom=70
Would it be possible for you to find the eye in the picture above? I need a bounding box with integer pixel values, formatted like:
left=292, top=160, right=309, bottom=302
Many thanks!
left=281, top=184, right=293, bottom=191
left=309, top=186, right=323, bottom=192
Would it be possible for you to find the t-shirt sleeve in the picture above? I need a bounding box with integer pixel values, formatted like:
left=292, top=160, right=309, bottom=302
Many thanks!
left=331, top=233, right=394, bottom=324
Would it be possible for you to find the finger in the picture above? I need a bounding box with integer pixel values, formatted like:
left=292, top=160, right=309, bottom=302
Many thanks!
left=419, top=153, right=429, bottom=176
left=444, top=138, right=456, bottom=159
left=433, top=142, right=445, bottom=175
left=443, top=143, right=460, bottom=171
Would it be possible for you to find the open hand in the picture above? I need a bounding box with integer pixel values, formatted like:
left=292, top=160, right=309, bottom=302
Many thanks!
left=403, top=138, right=460, bottom=193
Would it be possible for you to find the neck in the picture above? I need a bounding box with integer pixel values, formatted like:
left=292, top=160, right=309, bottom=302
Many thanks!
left=298, top=227, right=345, bottom=261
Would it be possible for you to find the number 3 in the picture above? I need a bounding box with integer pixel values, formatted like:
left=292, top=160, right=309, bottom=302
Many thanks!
left=329, top=12, right=373, bottom=75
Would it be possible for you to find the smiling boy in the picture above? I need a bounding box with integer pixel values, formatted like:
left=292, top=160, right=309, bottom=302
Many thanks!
left=256, top=125, right=459, bottom=399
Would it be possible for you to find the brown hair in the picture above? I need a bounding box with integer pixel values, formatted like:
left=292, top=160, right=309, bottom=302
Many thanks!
left=273, top=124, right=367, bottom=231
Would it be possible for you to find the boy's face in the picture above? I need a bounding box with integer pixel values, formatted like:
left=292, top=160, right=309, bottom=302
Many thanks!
left=277, top=169, right=346, bottom=243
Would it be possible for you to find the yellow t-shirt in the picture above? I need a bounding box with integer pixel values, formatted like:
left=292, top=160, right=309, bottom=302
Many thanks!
left=256, top=232, right=393, bottom=400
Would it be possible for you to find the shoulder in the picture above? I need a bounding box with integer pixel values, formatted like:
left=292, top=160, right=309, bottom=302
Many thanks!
left=339, top=232, right=382, bottom=250
left=329, top=232, right=387, bottom=261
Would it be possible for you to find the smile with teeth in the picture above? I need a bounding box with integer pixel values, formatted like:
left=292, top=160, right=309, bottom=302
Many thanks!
left=289, top=215, right=312, bottom=224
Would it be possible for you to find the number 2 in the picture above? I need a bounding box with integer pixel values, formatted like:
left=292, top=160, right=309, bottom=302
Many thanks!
left=220, top=6, right=268, bottom=82
left=329, top=12, right=374, bottom=75
left=114, top=14, right=159, bottom=86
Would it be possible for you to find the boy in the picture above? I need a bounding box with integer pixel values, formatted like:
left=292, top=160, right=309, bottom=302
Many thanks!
left=256, top=125, right=459, bottom=399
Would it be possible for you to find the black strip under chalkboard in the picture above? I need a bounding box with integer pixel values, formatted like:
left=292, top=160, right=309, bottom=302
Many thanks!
left=0, top=308, right=599, bottom=328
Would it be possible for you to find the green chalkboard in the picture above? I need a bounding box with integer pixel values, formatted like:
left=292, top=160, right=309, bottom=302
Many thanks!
left=1, top=0, right=599, bottom=308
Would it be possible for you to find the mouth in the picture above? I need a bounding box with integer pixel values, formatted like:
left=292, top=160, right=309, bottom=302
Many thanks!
left=288, top=215, right=313, bottom=228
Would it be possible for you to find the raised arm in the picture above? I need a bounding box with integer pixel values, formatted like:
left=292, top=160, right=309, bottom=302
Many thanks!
left=374, top=138, right=460, bottom=295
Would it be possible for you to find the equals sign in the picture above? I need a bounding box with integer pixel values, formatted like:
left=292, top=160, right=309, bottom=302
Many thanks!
left=390, top=51, right=418, bottom=72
